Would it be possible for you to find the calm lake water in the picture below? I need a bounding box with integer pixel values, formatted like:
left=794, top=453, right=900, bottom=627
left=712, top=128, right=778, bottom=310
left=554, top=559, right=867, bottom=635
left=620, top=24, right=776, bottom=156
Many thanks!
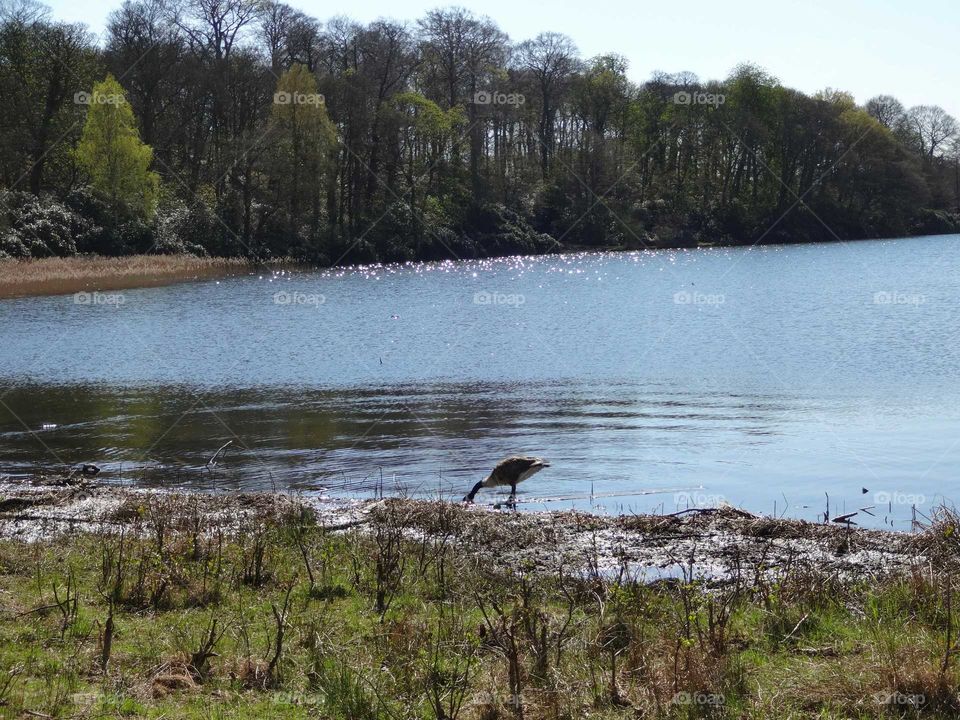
left=2, top=236, right=960, bottom=528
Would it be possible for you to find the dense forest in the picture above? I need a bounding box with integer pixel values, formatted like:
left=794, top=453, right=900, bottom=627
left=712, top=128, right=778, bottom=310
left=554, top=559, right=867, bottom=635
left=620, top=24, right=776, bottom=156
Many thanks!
left=1, top=0, right=958, bottom=265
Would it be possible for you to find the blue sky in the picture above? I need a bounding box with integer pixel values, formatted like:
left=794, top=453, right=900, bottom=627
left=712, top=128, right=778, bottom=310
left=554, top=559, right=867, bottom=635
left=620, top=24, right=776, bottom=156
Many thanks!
left=44, top=0, right=960, bottom=119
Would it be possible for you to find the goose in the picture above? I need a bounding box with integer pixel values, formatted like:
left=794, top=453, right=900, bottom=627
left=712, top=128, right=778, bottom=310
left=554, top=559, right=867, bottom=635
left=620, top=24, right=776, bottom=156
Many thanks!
left=463, top=456, right=550, bottom=504
left=67, top=463, right=100, bottom=480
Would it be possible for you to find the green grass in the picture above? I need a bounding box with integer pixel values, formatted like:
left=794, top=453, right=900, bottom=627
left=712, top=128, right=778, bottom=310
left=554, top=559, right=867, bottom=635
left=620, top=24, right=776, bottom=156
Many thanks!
left=0, top=497, right=958, bottom=719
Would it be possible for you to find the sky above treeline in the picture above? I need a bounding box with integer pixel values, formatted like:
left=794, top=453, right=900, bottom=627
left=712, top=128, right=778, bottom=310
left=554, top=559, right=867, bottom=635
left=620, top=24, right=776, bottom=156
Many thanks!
left=39, top=0, right=960, bottom=121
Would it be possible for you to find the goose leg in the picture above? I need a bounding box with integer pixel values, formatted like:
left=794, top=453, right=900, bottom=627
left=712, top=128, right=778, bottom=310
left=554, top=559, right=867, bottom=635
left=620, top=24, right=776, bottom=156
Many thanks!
left=508, top=483, right=517, bottom=506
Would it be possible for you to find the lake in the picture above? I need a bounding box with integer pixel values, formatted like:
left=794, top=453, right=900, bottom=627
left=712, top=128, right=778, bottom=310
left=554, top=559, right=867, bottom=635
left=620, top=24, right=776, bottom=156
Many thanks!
left=2, top=235, right=959, bottom=529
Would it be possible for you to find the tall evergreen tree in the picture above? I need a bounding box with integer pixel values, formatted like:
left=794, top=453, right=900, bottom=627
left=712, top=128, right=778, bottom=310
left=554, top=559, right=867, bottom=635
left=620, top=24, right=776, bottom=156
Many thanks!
left=74, top=74, right=159, bottom=220
left=266, top=64, right=337, bottom=254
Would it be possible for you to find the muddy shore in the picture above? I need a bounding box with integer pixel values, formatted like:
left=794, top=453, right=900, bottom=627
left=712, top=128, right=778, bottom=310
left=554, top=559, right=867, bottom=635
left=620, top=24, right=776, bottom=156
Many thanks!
left=0, top=477, right=931, bottom=583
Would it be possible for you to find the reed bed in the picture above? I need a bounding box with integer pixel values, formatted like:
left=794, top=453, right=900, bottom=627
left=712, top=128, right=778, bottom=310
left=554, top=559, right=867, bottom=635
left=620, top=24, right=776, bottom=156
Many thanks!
left=0, top=254, right=253, bottom=299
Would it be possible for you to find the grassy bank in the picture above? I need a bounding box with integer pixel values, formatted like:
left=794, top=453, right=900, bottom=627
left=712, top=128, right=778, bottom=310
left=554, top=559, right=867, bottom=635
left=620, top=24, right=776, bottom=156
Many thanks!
left=0, top=255, right=252, bottom=299
left=1, top=485, right=960, bottom=718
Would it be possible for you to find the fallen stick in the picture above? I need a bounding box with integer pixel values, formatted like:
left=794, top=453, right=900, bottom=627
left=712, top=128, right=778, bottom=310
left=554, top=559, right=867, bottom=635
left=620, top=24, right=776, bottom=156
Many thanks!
left=14, top=603, right=61, bottom=618
left=0, top=512, right=128, bottom=525
left=206, top=440, right=233, bottom=468
left=323, top=519, right=369, bottom=531
left=783, top=612, right=810, bottom=642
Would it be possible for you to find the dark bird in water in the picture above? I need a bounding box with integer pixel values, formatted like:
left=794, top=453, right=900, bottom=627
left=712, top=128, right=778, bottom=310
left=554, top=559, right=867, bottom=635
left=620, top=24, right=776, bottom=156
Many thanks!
left=464, top=456, right=550, bottom=503
left=71, top=464, right=100, bottom=478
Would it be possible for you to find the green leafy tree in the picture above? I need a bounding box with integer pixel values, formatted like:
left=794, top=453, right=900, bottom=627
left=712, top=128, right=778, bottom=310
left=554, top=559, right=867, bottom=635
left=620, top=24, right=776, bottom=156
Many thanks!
left=74, top=74, right=159, bottom=220
left=0, top=10, right=98, bottom=195
left=266, top=64, right=337, bottom=253
left=392, top=91, right=465, bottom=250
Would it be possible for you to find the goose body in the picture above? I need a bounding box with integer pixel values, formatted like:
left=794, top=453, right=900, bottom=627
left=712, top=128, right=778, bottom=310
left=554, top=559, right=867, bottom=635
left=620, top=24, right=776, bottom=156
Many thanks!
left=67, top=463, right=100, bottom=481
left=464, top=456, right=550, bottom=503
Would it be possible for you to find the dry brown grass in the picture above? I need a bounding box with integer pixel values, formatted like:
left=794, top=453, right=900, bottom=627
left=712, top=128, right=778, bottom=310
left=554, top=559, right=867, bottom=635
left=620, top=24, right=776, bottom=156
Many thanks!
left=0, top=254, right=252, bottom=299
left=148, top=661, right=200, bottom=698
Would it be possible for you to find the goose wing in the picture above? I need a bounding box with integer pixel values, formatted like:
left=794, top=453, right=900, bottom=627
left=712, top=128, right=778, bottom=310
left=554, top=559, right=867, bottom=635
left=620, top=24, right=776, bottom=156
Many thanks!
left=490, top=456, right=549, bottom=484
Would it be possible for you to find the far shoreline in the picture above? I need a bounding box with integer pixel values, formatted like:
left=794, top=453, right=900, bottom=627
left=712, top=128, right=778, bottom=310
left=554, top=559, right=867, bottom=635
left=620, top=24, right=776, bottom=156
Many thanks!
left=1, top=231, right=955, bottom=300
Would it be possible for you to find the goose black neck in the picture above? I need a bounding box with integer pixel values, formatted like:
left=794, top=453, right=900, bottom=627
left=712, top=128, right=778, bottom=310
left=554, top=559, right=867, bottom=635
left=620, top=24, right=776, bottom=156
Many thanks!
left=464, top=481, right=483, bottom=503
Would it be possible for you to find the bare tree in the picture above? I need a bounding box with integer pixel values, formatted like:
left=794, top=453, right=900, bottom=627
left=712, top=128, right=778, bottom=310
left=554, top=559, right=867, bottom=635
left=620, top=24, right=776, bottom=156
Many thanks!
left=905, top=105, right=959, bottom=160
left=166, top=0, right=260, bottom=62
left=516, top=32, right=579, bottom=175
left=0, top=0, right=48, bottom=25
left=106, top=0, right=185, bottom=149
left=418, top=7, right=507, bottom=193
left=865, top=94, right=906, bottom=131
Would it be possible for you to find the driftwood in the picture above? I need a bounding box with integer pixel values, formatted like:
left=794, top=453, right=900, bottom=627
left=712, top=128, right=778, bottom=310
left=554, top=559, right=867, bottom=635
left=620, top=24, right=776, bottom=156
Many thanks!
left=206, top=441, right=233, bottom=468
left=666, top=507, right=759, bottom=520
left=832, top=512, right=858, bottom=524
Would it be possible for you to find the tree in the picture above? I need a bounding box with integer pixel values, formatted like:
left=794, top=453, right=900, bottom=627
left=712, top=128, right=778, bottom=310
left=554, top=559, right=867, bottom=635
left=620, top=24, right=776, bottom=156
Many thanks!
left=866, top=94, right=905, bottom=130
left=105, top=0, right=185, bottom=152
left=904, top=105, right=958, bottom=160
left=516, top=32, right=579, bottom=176
left=0, top=7, right=98, bottom=194
left=418, top=8, right=508, bottom=193
left=165, top=0, right=262, bottom=194
left=284, top=12, right=321, bottom=70
left=74, top=74, right=159, bottom=219
left=266, top=64, right=336, bottom=253
left=258, top=0, right=298, bottom=75
left=391, top=91, right=465, bottom=250
left=565, top=55, right=631, bottom=243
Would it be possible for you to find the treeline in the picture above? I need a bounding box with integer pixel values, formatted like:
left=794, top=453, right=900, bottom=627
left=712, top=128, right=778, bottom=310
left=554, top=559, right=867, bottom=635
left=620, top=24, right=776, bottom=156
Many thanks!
left=1, top=0, right=959, bottom=264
